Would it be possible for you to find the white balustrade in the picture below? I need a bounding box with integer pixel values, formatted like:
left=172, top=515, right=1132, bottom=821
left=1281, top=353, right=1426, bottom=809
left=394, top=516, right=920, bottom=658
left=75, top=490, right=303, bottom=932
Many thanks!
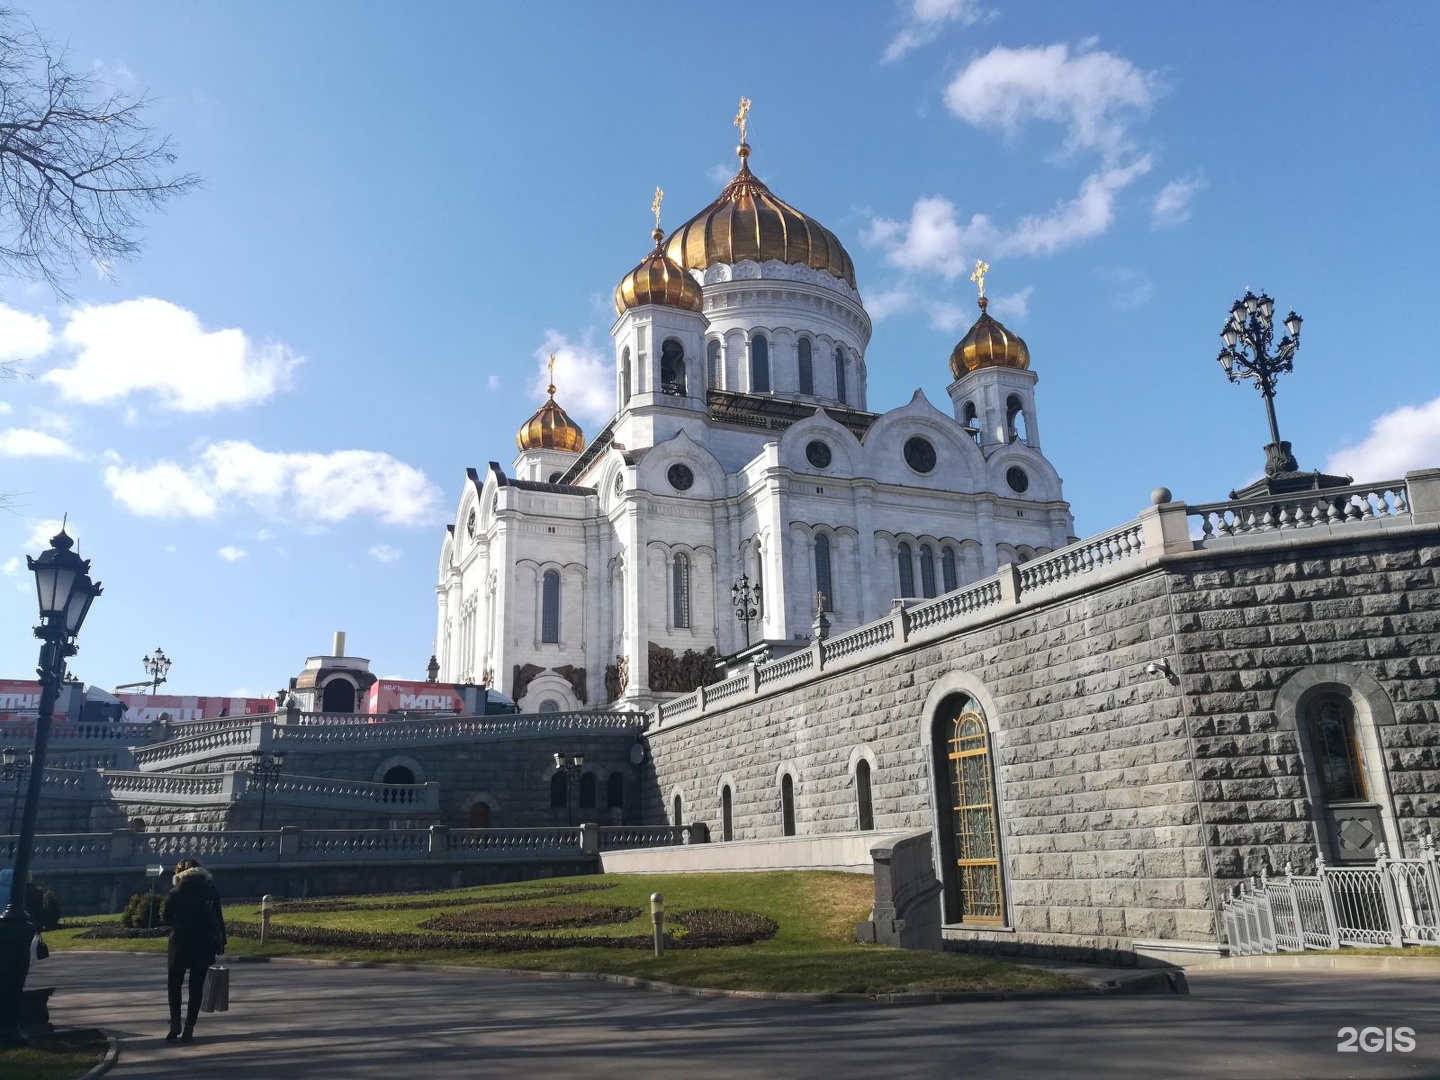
left=1189, top=480, right=1411, bottom=547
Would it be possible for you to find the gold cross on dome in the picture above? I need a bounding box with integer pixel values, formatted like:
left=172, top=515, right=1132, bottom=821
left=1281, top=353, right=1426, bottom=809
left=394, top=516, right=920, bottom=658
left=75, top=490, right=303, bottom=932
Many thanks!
left=547, top=353, right=557, bottom=393
left=735, top=96, right=752, bottom=144
left=971, top=259, right=990, bottom=299
left=652, top=187, right=664, bottom=230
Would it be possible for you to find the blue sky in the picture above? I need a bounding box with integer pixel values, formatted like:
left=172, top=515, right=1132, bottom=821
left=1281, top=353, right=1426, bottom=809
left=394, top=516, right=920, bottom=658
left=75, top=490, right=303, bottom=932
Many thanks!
left=2, top=1, right=1437, bottom=696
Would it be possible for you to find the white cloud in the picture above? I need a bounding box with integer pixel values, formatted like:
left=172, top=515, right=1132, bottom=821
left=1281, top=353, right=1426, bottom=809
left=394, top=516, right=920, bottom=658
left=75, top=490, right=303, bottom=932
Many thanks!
left=1096, top=267, right=1152, bottom=310
left=44, top=298, right=303, bottom=412
left=928, top=302, right=969, bottom=334
left=865, top=287, right=919, bottom=322
left=367, top=544, right=402, bottom=564
left=1004, top=156, right=1152, bottom=255
left=531, top=331, right=612, bottom=427
left=989, top=286, right=1034, bottom=321
left=253, top=529, right=274, bottom=541
left=22, top=518, right=77, bottom=553
left=884, top=0, right=992, bottom=63
left=103, top=440, right=442, bottom=526
left=865, top=196, right=997, bottom=280
left=944, top=42, right=1159, bottom=159
left=0, top=428, right=80, bottom=459
left=708, top=163, right=733, bottom=185
left=0, top=403, right=10, bottom=415
left=1152, top=174, right=1206, bottom=228
left=27, top=408, right=71, bottom=435
left=0, top=305, right=54, bottom=363
left=1326, top=397, right=1440, bottom=481
left=486, top=375, right=501, bottom=391
left=1, top=556, right=19, bottom=576
left=217, top=546, right=247, bottom=562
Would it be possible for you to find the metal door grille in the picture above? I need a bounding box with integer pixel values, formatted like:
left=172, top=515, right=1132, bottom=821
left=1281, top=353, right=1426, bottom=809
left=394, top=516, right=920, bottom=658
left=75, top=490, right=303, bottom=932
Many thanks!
left=948, top=710, right=1003, bottom=923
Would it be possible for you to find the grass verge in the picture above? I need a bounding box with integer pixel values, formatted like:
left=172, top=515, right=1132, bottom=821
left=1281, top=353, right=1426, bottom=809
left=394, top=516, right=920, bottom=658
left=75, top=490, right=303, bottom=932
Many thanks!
left=0, top=1027, right=108, bottom=1080
left=52, top=871, right=1077, bottom=996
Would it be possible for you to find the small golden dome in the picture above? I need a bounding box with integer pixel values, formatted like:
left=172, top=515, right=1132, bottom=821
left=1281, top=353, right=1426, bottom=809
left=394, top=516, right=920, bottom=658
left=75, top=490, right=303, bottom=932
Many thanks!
left=614, top=228, right=704, bottom=316
left=949, top=297, right=1030, bottom=378
left=516, top=382, right=585, bottom=454
left=664, top=144, right=856, bottom=288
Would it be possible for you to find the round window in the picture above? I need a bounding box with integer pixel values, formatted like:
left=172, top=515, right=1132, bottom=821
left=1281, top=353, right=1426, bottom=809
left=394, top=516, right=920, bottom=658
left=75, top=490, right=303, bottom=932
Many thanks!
left=1006, top=466, right=1030, bottom=494
left=805, top=440, right=832, bottom=469
left=667, top=463, right=695, bottom=491
left=613, top=474, right=624, bottom=497
left=465, top=508, right=478, bottom=538
left=903, top=436, right=937, bottom=474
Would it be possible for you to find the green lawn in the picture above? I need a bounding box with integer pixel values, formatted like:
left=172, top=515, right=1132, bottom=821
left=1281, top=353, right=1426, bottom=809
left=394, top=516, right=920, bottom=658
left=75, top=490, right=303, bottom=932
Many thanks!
left=0, top=1028, right=107, bottom=1080
left=52, top=871, right=1077, bottom=996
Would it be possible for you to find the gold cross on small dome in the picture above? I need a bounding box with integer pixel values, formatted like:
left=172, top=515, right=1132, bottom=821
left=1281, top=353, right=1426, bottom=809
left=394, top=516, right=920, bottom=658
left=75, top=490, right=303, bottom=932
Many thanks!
left=547, top=353, right=557, bottom=395
left=735, top=96, right=752, bottom=144
left=971, top=259, right=990, bottom=299
left=652, top=188, right=663, bottom=230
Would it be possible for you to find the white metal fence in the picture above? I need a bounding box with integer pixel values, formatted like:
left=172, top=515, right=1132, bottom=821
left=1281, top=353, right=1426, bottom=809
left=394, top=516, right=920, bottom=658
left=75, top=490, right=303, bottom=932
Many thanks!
left=1223, top=837, right=1440, bottom=955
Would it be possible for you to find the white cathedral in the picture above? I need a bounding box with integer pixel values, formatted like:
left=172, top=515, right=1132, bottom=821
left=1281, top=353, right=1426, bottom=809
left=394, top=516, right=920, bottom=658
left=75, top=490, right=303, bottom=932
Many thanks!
left=435, top=123, right=1076, bottom=712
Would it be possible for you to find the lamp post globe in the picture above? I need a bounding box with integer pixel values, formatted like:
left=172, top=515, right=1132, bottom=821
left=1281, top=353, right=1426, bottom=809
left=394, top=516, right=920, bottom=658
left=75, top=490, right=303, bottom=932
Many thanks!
left=0, top=527, right=101, bottom=1045
left=1215, top=289, right=1304, bottom=479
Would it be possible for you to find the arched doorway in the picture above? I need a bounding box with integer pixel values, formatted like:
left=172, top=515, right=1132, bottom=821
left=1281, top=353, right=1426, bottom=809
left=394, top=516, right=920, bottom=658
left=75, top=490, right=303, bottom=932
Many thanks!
left=381, top=765, right=415, bottom=785
left=934, top=694, right=1004, bottom=924
left=469, top=802, right=491, bottom=828
left=321, top=679, right=355, bottom=712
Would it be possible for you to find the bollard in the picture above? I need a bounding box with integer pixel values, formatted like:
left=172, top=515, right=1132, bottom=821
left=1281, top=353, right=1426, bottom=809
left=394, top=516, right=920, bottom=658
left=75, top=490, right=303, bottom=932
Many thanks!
left=260, top=894, right=273, bottom=945
left=650, top=892, right=664, bottom=958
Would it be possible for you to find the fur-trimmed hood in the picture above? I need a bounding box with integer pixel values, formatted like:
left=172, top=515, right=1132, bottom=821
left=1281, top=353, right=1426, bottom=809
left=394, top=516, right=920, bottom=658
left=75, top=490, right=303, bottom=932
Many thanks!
left=172, top=865, right=213, bottom=889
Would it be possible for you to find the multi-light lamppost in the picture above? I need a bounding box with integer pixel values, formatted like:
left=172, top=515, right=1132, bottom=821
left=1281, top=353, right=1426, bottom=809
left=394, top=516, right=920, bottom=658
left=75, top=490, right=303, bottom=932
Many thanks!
left=142, top=646, right=171, bottom=695
left=1216, top=289, right=1303, bottom=478
left=249, top=750, right=286, bottom=831
left=0, top=527, right=102, bottom=1046
left=553, top=751, right=584, bottom=826
left=0, top=751, right=31, bottom=835
left=731, top=573, right=762, bottom=647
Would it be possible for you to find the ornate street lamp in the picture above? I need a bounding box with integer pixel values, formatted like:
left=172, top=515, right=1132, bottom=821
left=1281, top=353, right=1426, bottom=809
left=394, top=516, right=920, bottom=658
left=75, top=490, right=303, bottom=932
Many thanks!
left=250, top=750, right=286, bottom=831
left=730, top=573, right=762, bottom=647
left=0, top=751, right=31, bottom=835
left=1216, top=289, right=1303, bottom=478
left=552, top=751, right=584, bottom=826
left=141, top=646, right=171, bottom=695
left=0, top=527, right=101, bottom=1045
left=426, top=655, right=440, bottom=683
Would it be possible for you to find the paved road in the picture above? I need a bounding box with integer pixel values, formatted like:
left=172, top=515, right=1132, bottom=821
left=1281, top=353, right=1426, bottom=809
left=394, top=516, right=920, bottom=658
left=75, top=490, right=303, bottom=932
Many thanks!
left=37, top=953, right=1440, bottom=1079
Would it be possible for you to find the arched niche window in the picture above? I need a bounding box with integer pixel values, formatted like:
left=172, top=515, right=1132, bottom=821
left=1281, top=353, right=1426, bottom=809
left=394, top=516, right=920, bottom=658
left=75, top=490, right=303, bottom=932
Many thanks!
left=897, top=542, right=915, bottom=598
left=919, top=545, right=937, bottom=599
left=933, top=695, right=1004, bottom=924
left=606, top=772, right=625, bottom=810
left=721, top=785, right=734, bottom=841
left=834, top=347, right=848, bottom=405
left=798, top=338, right=814, bottom=395
left=780, top=774, right=796, bottom=836
left=660, top=338, right=686, bottom=396
left=672, top=552, right=691, bottom=629
left=962, top=401, right=980, bottom=444
left=540, top=569, right=560, bottom=643
left=1306, top=693, right=1366, bottom=802
left=1006, top=395, right=1028, bottom=444
left=855, top=759, right=875, bottom=831
left=578, top=772, right=597, bottom=809
left=814, top=533, right=833, bottom=613
left=321, top=680, right=355, bottom=713
left=621, top=347, right=632, bottom=406
left=537, top=699, right=560, bottom=714
left=468, top=802, right=491, bottom=828
left=751, top=334, right=771, bottom=393
left=550, top=771, right=569, bottom=810
left=672, top=792, right=683, bottom=826
left=941, top=547, right=958, bottom=592
left=706, top=338, right=721, bottom=390
left=382, top=765, right=415, bottom=785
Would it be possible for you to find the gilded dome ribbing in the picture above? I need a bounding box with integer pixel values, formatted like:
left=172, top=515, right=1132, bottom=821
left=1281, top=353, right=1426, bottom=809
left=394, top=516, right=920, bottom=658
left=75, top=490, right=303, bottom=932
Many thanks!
left=949, top=297, right=1030, bottom=377
left=615, top=228, right=704, bottom=316
left=516, top=384, right=585, bottom=454
left=664, top=144, right=855, bottom=288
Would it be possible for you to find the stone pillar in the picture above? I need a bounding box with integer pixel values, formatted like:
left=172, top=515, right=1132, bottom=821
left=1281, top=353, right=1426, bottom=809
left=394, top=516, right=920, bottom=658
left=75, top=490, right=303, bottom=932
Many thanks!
left=1138, top=488, right=1193, bottom=558
left=278, top=826, right=300, bottom=860
left=578, top=822, right=600, bottom=855
left=428, top=824, right=449, bottom=857
left=1407, top=468, right=1440, bottom=524
left=108, top=829, right=135, bottom=866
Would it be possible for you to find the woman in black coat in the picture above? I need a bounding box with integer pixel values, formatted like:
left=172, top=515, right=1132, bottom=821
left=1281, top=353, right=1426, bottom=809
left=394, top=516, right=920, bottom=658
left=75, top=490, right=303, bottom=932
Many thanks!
left=160, top=858, right=227, bottom=1042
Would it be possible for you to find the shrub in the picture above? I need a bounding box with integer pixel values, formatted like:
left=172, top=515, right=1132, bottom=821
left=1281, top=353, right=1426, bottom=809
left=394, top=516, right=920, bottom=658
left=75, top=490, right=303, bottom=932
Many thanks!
left=269, top=882, right=614, bottom=915
left=419, top=904, right=640, bottom=932
left=121, top=892, right=164, bottom=930
left=37, top=889, right=61, bottom=932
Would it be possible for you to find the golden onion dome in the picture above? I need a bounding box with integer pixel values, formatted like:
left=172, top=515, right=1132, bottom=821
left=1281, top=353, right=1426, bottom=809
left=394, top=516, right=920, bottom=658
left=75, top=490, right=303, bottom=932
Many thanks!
left=949, top=296, right=1031, bottom=378
left=664, top=144, right=856, bottom=288
left=516, top=381, right=585, bottom=454
left=614, top=228, right=704, bottom=316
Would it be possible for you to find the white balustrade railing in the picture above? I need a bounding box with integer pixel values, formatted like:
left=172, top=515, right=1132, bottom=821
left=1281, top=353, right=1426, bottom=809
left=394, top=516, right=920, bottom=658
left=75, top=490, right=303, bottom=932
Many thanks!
left=821, top=620, right=895, bottom=664
left=258, top=773, right=439, bottom=813
left=1189, top=479, right=1411, bottom=546
left=105, top=770, right=228, bottom=802
left=598, top=825, right=688, bottom=850
left=1017, top=521, right=1146, bottom=594
left=446, top=827, right=583, bottom=854
left=907, top=579, right=1004, bottom=633
left=705, top=673, right=750, bottom=705
left=1223, top=839, right=1440, bottom=955
left=657, top=693, right=700, bottom=721
left=0, top=720, right=154, bottom=745
left=756, top=649, right=814, bottom=687
left=273, top=711, right=644, bottom=747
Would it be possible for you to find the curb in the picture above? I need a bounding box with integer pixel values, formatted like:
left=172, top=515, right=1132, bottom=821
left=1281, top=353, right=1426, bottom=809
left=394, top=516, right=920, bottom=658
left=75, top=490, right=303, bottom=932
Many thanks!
left=76, top=1028, right=120, bottom=1079
left=1188, top=954, right=1440, bottom=974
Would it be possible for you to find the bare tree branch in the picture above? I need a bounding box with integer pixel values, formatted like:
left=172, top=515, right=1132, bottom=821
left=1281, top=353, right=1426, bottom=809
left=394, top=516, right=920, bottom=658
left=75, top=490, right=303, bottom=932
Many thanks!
left=0, top=6, right=199, bottom=297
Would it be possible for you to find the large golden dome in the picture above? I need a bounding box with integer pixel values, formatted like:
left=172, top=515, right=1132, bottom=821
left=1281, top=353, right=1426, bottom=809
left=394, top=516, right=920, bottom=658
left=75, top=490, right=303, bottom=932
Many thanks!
left=664, top=144, right=855, bottom=288
left=516, top=381, right=585, bottom=454
left=949, top=297, right=1030, bottom=377
left=615, top=228, right=704, bottom=316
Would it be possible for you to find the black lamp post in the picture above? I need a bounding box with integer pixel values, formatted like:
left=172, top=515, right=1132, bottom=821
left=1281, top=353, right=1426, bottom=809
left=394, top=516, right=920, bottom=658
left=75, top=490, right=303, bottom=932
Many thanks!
left=1216, top=289, right=1303, bottom=478
left=141, top=646, right=171, bottom=695
left=553, top=751, right=584, bottom=826
left=426, top=655, right=440, bottom=683
left=0, top=751, right=30, bottom=835
left=250, top=750, right=286, bottom=831
left=730, top=573, right=762, bottom=647
left=0, top=527, right=101, bottom=1046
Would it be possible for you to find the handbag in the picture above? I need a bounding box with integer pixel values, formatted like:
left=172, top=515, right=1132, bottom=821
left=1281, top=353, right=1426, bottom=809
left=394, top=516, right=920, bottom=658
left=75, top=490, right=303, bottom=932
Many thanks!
left=200, top=962, right=229, bottom=1013
left=32, top=935, right=48, bottom=961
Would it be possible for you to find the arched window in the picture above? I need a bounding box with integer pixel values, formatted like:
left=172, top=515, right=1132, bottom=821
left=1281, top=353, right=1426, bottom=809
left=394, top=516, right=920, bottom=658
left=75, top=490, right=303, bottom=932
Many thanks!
left=707, top=338, right=721, bottom=390
left=1006, top=395, right=1027, bottom=443
left=962, top=401, right=980, bottom=444
left=661, top=338, right=686, bottom=396
left=897, top=542, right=915, bottom=598
left=578, top=772, right=597, bottom=809
left=468, top=802, right=491, bottom=828
left=672, top=793, right=683, bottom=825
left=855, top=759, right=874, bottom=831
left=751, top=334, right=771, bottom=393
left=621, top=347, right=632, bottom=406
left=540, top=570, right=560, bottom=643
left=941, top=547, right=958, bottom=592
left=382, top=765, right=415, bottom=785
left=321, top=680, right=355, bottom=713
left=834, top=347, right=847, bottom=405
left=550, top=771, right=569, bottom=810
left=814, top=534, right=833, bottom=612
left=934, top=696, right=1004, bottom=924
left=919, top=545, right=937, bottom=599
left=1305, top=693, right=1366, bottom=803
left=798, top=338, right=814, bottom=394
left=780, top=774, right=796, bottom=836
left=538, top=699, right=560, bottom=714
left=673, top=552, right=691, bottom=629
left=606, top=772, right=625, bottom=810
left=721, top=785, right=733, bottom=841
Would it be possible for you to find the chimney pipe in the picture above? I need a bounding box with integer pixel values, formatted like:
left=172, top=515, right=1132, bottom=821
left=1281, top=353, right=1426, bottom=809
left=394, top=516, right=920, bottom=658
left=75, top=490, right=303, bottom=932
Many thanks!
left=333, top=630, right=346, bottom=657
